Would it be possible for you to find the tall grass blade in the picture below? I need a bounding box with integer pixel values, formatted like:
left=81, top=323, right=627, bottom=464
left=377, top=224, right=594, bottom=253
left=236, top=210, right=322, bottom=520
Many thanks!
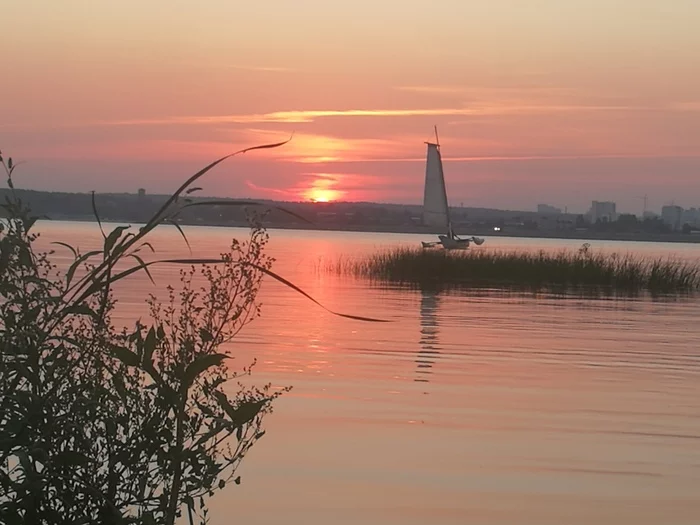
left=166, top=219, right=192, bottom=254
left=90, top=191, right=106, bottom=239
left=51, top=241, right=78, bottom=258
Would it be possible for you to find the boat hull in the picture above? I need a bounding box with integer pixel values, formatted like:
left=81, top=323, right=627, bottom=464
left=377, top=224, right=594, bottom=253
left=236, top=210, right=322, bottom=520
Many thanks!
left=421, top=235, right=485, bottom=250
left=438, top=235, right=471, bottom=250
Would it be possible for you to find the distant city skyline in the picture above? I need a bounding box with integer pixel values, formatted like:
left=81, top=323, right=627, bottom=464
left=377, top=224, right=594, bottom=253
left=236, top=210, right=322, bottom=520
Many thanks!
left=1, top=1, right=699, bottom=212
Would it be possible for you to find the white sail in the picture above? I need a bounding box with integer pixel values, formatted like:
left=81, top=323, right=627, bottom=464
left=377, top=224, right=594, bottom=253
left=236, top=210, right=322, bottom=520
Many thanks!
left=422, top=142, right=450, bottom=232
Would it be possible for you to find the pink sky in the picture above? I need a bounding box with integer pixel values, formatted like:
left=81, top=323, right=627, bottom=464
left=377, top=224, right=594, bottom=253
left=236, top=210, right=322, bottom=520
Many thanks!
left=1, top=0, right=699, bottom=213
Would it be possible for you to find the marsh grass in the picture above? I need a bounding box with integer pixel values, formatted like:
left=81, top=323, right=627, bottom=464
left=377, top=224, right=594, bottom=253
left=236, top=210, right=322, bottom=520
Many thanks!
left=325, top=244, right=700, bottom=294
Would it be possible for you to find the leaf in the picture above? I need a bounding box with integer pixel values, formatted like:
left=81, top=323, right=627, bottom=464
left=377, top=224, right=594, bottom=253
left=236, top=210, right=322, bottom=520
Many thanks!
left=214, top=392, right=266, bottom=429
left=142, top=326, right=157, bottom=365
left=17, top=245, right=32, bottom=267
left=218, top=479, right=225, bottom=489
left=51, top=241, right=78, bottom=259
left=91, top=191, right=105, bottom=238
left=113, top=371, right=127, bottom=401
left=128, top=254, right=155, bottom=285
left=104, top=225, right=130, bottom=255
left=57, top=450, right=89, bottom=467
left=66, top=303, right=99, bottom=321
left=186, top=186, right=203, bottom=194
left=241, top=261, right=390, bottom=322
left=65, top=249, right=101, bottom=287
left=8, top=157, right=12, bottom=170
left=199, top=328, right=213, bottom=343
left=16, top=451, right=32, bottom=473
left=182, top=353, right=228, bottom=390
left=166, top=219, right=191, bottom=254
left=234, top=476, right=241, bottom=485
left=22, top=215, right=39, bottom=232
left=109, top=345, right=140, bottom=367
left=139, top=241, right=155, bottom=253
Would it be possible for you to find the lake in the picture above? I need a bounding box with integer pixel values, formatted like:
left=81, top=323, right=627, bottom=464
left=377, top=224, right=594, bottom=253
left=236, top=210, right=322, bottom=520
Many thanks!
left=35, top=221, right=700, bottom=525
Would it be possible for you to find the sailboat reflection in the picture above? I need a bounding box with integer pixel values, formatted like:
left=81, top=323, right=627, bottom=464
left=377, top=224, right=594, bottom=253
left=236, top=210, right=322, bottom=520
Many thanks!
left=416, top=288, right=442, bottom=383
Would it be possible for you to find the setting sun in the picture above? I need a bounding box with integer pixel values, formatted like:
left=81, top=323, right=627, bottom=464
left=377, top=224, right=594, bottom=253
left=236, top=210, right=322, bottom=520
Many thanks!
left=301, top=173, right=345, bottom=203
left=305, top=188, right=341, bottom=203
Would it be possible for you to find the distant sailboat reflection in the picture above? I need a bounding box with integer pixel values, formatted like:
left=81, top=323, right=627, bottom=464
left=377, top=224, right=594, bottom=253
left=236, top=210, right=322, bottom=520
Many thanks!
left=416, top=288, right=442, bottom=383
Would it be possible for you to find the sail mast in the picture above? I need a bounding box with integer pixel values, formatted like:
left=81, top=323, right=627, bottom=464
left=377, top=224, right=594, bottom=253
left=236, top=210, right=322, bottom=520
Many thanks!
left=435, top=126, right=452, bottom=235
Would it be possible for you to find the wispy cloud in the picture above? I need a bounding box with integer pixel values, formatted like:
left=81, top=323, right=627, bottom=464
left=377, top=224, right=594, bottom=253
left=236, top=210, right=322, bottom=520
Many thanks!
left=223, top=65, right=297, bottom=73
left=312, top=153, right=700, bottom=163
left=4, top=101, right=688, bottom=133
left=238, top=129, right=401, bottom=163
left=182, top=63, right=297, bottom=73
left=102, top=105, right=651, bottom=127
left=396, top=86, right=470, bottom=95
left=669, top=101, right=700, bottom=111
left=395, top=84, right=584, bottom=98
left=244, top=180, right=297, bottom=198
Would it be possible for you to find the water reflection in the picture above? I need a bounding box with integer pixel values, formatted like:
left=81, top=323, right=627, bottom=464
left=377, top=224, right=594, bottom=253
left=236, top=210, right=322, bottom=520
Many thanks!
left=416, top=288, right=442, bottom=382
left=29, top=223, right=700, bottom=525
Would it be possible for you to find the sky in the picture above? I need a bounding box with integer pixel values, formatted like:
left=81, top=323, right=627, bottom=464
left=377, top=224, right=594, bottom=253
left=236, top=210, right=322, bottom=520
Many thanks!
left=1, top=0, right=699, bottom=213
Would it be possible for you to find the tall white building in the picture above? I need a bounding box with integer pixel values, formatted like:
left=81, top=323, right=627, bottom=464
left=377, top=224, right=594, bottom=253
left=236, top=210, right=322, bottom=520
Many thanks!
left=661, top=205, right=683, bottom=231
left=589, top=201, right=617, bottom=223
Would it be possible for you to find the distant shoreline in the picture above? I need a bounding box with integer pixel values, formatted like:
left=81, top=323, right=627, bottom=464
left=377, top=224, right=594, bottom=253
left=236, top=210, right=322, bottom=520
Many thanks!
left=38, top=216, right=700, bottom=246
left=10, top=189, right=699, bottom=247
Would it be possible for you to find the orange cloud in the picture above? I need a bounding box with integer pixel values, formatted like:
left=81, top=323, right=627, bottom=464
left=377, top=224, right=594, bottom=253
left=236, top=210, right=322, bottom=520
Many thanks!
left=669, top=101, right=700, bottom=111
left=6, top=101, right=684, bottom=133
left=238, top=129, right=403, bottom=163
left=318, top=153, right=700, bottom=164
left=82, top=104, right=653, bottom=128
left=216, top=65, right=296, bottom=73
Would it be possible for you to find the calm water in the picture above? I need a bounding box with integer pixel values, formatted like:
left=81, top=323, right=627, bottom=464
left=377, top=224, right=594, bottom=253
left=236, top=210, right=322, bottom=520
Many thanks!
left=35, top=222, right=700, bottom=525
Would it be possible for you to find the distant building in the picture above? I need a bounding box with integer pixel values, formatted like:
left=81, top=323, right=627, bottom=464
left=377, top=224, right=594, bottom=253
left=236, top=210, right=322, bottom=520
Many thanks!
left=537, top=204, right=562, bottom=215
left=682, top=207, right=700, bottom=227
left=589, top=201, right=617, bottom=223
left=642, top=211, right=659, bottom=220
left=137, top=188, right=146, bottom=198
left=661, top=205, right=683, bottom=231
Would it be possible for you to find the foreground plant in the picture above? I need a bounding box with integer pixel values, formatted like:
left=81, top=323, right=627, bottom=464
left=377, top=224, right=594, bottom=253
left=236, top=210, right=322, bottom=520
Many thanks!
left=0, top=146, right=384, bottom=524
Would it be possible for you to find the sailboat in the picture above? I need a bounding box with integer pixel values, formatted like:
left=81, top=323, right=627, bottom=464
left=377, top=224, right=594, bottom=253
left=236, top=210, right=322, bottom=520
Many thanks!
left=420, top=127, right=485, bottom=249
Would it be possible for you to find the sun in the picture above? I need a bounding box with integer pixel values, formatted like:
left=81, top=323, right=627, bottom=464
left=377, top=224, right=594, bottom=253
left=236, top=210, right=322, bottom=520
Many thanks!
left=307, top=188, right=338, bottom=203
left=301, top=175, right=345, bottom=203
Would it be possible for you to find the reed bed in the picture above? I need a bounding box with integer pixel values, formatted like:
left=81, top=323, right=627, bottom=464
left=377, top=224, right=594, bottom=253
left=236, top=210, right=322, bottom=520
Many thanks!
left=324, top=245, right=700, bottom=294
